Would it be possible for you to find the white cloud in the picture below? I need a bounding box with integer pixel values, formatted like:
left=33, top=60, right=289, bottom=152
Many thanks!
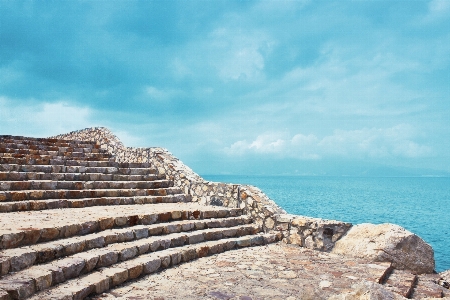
left=144, top=86, right=180, bottom=101
left=0, top=97, right=96, bottom=137
left=225, top=124, right=432, bottom=160
left=429, top=0, right=450, bottom=15
left=209, top=28, right=274, bottom=82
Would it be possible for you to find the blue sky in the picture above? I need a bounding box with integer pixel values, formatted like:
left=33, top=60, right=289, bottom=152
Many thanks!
left=1, top=1, right=449, bottom=176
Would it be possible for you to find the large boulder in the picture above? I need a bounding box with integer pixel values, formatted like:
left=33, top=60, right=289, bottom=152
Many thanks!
left=331, top=223, right=434, bottom=274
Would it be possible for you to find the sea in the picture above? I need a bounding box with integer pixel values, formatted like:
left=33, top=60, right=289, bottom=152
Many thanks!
left=202, top=175, right=450, bottom=272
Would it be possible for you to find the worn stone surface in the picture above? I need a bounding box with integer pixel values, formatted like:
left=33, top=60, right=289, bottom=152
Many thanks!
left=329, top=280, right=406, bottom=300
left=332, top=223, right=435, bottom=274
left=89, top=243, right=415, bottom=300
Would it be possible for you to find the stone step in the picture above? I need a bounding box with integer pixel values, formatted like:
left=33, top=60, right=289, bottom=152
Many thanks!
left=0, top=203, right=243, bottom=249
left=0, top=172, right=158, bottom=182
left=411, top=274, right=445, bottom=299
left=0, top=165, right=157, bottom=175
left=0, top=146, right=108, bottom=155
left=0, top=150, right=110, bottom=159
left=27, top=233, right=279, bottom=300
left=0, top=184, right=178, bottom=202
left=0, top=216, right=252, bottom=276
left=0, top=180, right=170, bottom=191
left=0, top=225, right=262, bottom=300
left=382, top=269, right=417, bottom=298
left=0, top=193, right=189, bottom=213
left=361, top=262, right=393, bottom=284
left=0, top=137, right=98, bottom=149
left=0, top=157, right=114, bottom=165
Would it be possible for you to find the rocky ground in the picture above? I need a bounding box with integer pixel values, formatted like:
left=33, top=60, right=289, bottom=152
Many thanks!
left=90, top=243, right=449, bottom=300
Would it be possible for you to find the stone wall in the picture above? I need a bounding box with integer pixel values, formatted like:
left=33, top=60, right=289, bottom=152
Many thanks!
left=52, top=127, right=352, bottom=252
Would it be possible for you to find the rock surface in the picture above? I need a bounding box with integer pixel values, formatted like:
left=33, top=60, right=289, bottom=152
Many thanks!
left=90, top=243, right=447, bottom=300
left=328, top=280, right=407, bottom=300
left=332, top=223, right=435, bottom=274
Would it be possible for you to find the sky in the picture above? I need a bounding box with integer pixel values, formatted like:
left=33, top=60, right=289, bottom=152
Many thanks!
left=1, top=0, right=449, bottom=176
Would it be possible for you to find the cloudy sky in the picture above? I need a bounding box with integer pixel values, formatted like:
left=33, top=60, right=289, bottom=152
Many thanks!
left=1, top=1, right=449, bottom=176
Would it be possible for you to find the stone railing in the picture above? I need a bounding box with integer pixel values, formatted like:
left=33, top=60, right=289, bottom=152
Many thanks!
left=52, top=127, right=353, bottom=252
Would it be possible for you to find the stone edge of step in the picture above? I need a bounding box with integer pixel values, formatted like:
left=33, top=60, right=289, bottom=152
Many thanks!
left=27, top=233, right=280, bottom=300
left=0, top=215, right=252, bottom=276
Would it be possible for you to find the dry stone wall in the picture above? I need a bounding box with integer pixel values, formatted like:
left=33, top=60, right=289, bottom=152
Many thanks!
left=52, top=127, right=356, bottom=252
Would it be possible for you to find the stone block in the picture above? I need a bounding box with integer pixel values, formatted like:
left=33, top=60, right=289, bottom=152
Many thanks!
left=170, top=251, right=182, bottom=266
left=209, top=242, right=224, bottom=254
left=139, top=214, right=158, bottom=225
left=133, top=227, right=149, bottom=239
left=8, top=249, right=37, bottom=272
left=0, top=258, right=10, bottom=276
left=116, top=231, right=134, bottom=243
left=72, top=252, right=99, bottom=274
left=289, top=233, right=303, bottom=246
left=98, top=217, right=114, bottom=231
left=118, top=246, right=138, bottom=261
left=236, top=237, right=251, bottom=247
left=100, top=268, right=128, bottom=286
left=86, top=236, right=105, bottom=249
left=1, top=232, right=25, bottom=249
left=97, top=250, right=119, bottom=268
left=204, top=231, right=223, bottom=241
left=163, top=224, right=181, bottom=234
left=149, top=240, right=161, bottom=252
left=171, top=211, right=182, bottom=219
left=46, top=263, right=66, bottom=284
left=276, top=214, right=294, bottom=223
left=0, top=277, right=35, bottom=300
left=203, top=210, right=218, bottom=219
left=181, top=248, right=197, bottom=262
left=222, top=228, right=237, bottom=238
left=80, top=272, right=110, bottom=295
left=134, top=240, right=150, bottom=255
left=23, top=267, right=53, bottom=291
left=251, top=235, right=264, bottom=246
left=196, top=245, right=210, bottom=258
left=57, top=257, right=86, bottom=280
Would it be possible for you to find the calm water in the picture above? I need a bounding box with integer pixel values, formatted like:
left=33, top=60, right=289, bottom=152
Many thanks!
left=203, top=175, right=450, bottom=272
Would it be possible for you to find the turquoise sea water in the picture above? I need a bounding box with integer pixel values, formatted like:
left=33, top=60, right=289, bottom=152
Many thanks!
left=202, top=175, right=450, bottom=272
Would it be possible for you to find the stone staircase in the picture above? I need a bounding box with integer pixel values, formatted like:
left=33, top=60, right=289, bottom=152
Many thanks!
left=380, top=267, right=445, bottom=299
left=0, top=135, right=279, bottom=300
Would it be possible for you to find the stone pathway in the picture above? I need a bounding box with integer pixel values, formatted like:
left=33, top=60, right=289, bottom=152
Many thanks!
left=90, top=243, right=449, bottom=300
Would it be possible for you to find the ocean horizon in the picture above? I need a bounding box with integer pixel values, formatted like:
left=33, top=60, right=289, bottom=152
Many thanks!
left=202, top=175, right=450, bottom=273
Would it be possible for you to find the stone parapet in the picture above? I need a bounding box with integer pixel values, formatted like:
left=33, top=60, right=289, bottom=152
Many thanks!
left=52, top=127, right=353, bottom=252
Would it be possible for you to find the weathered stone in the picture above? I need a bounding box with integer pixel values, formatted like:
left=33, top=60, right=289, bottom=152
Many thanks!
left=328, top=280, right=406, bottom=300
left=264, top=217, right=275, bottom=230
left=9, top=249, right=37, bottom=272
left=24, top=268, right=53, bottom=291
left=1, top=232, right=24, bottom=249
left=332, top=223, right=435, bottom=274
left=101, top=267, right=128, bottom=287
left=97, top=250, right=119, bottom=267
left=0, top=277, right=35, bottom=299
left=136, top=256, right=159, bottom=275
left=0, top=258, right=10, bottom=276
left=72, top=252, right=99, bottom=274
left=80, top=273, right=110, bottom=295
left=39, top=227, right=60, bottom=242
left=289, top=232, right=303, bottom=246
left=98, top=217, right=114, bottom=230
